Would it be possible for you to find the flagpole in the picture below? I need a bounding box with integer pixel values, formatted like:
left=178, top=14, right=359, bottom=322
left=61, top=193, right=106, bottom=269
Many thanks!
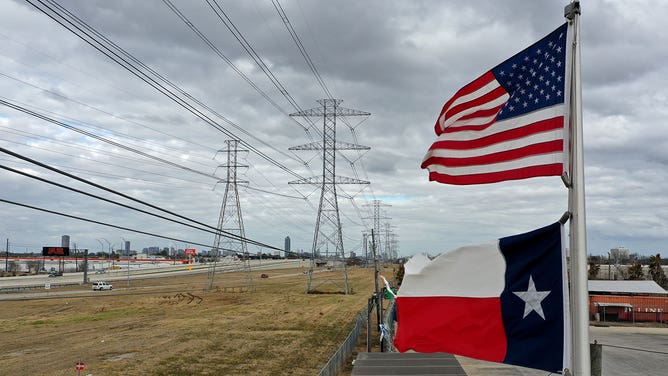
left=565, top=2, right=590, bottom=375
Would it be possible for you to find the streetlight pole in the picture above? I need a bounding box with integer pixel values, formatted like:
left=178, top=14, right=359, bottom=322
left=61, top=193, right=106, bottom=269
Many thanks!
left=5, top=238, right=8, bottom=273
left=102, top=238, right=111, bottom=270
left=122, top=237, right=129, bottom=288
left=96, top=239, right=105, bottom=271
left=82, top=249, right=89, bottom=284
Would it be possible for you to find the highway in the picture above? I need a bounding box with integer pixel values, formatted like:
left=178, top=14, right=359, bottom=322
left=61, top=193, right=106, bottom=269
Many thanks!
left=0, top=258, right=308, bottom=298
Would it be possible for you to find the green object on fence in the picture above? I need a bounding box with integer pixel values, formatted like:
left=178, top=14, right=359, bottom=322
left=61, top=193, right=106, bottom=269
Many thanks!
left=384, top=288, right=396, bottom=299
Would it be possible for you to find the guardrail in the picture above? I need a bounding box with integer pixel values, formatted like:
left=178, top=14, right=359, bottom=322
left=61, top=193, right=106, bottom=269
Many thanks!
left=0, top=280, right=83, bottom=293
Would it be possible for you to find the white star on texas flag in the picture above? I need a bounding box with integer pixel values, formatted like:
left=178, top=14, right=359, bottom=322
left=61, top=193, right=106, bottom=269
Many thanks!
left=513, top=275, right=551, bottom=320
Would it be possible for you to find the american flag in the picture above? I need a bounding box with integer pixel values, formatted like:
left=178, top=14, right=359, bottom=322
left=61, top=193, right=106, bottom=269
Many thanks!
left=421, top=23, right=569, bottom=185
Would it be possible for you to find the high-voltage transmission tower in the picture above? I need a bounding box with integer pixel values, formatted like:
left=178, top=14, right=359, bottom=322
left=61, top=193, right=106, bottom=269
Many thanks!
left=365, top=200, right=390, bottom=261
left=384, top=222, right=397, bottom=260
left=207, top=139, right=253, bottom=291
left=289, top=99, right=370, bottom=294
left=389, top=232, right=400, bottom=260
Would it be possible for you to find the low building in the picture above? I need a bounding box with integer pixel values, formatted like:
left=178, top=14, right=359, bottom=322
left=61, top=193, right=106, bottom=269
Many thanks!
left=589, top=280, right=667, bottom=323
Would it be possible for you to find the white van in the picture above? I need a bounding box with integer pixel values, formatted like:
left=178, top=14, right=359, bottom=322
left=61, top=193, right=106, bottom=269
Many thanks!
left=92, top=281, right=113, bottom=291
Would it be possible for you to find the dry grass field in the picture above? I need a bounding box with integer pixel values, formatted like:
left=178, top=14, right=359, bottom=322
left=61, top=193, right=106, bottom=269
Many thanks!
left=0, top=266, right=377, bottom=375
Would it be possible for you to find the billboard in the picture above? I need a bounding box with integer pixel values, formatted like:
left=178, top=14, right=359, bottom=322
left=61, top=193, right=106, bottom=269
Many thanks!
left=42, top=247, right=70, bottom=256
left=184, top=248, right=197, bottom=255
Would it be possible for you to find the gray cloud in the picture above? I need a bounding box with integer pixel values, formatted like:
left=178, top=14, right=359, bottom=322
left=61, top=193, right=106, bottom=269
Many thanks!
left=0, top=0, right=667, bottom=258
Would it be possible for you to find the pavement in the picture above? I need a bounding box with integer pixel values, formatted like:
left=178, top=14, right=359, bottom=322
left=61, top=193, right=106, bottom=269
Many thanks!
left=456, top=325, right=668, bottom=376
left=352, top=325, right=668, bottom=375
left=590, top=325, right=668, bottom=376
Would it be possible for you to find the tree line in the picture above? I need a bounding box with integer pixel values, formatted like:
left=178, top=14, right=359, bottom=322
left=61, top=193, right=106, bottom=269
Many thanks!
left=588, top=253, right=668, bottom=288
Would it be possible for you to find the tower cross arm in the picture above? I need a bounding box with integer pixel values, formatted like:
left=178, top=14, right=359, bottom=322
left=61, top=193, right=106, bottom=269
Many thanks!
left=289, top=142, right=322, bottom=151
left=290, top=107, right=371, bottom=117
left=289, top=99, right=370, bottom=118
left=335, top=142, right=370, bottom=151
left=289, top=142, right=369, bottom=151
left=289, top=176, right=370, bottom=185
left=335, top=107, right=371, bottom=117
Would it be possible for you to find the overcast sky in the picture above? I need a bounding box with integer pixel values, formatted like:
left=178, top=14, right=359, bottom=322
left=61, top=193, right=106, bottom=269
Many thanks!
left=0, top=0, right=666, bottom=258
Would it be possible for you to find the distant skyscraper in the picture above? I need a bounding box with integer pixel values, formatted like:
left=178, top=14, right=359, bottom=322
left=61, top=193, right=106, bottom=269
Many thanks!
left=124, top=241, right=130, bottom=253
left=609, top=247, right=630, bottom=261
left=285, top=236, right=291, bottom=253
left=61, top=235, right=70, bottom=248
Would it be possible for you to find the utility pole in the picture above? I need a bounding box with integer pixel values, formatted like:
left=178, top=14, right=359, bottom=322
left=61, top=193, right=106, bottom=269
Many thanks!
left=362, top=232, right=369, bottom=268
left=5, top=238, right=8, bottom=273
left=371, top=229, right=383, bottom=350
left=122, top=237, right=129, bottom=288
left=82, top=249, right=88, bottom=284
left=208, top=139, right=252, bottom=291
left=289, top=99, right=370, bottom=294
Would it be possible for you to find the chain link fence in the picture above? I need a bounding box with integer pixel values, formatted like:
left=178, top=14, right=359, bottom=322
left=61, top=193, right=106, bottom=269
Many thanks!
left=316, top=308, right=366, bottom=376
left=317, top=291, right=399, bottom=376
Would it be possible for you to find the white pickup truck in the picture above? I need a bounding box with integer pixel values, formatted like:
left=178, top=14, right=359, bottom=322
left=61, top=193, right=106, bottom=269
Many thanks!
left=92, top=281, right=113, bottom=291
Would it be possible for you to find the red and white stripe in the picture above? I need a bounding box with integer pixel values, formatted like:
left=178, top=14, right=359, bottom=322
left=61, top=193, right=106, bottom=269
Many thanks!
left=422, top=73, right=565, bottom=185
left=436, top=72, right=510, bottom=133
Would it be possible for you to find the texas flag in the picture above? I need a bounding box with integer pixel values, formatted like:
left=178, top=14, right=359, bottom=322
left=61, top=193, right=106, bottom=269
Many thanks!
left=393, top=222, right=570, bottom=373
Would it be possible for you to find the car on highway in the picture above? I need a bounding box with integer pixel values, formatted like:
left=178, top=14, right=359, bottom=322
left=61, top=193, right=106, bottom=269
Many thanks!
left=48, top=271, right=63, bottom=277
left=92, top=281, right=113, bottom=291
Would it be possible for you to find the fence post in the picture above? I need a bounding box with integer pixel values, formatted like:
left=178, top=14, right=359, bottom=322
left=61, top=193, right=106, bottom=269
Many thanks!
left=367, top=296, right=373, bottom=352
left=590, top=341, right=602, bottom=376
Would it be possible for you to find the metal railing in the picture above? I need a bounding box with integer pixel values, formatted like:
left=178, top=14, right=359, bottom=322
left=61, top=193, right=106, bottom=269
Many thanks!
left=317, top=309, right=366, bottom=376
left=317, top=290, right=399, bottom=376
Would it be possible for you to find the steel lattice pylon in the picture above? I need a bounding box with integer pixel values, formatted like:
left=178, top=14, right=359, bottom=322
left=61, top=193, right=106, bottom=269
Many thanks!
left=364, top=200, right=390, bottom=261
left=207, top=140, right=253, bottom=291
left=289, top=99, right=370, bottom=294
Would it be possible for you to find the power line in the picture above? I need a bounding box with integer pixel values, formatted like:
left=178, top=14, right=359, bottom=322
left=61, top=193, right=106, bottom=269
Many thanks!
left=0, top=112, right=306, bottom=200
left=0, top=120, right=214, bottom=174
left=19, top=1, right=368, bottom=186
left=26, top=0, right=308, bottom=181
left=271, top=0, right=333, bottom=99
left=0, top=71, right=219, bottom=156
left=19, top=0, right=377, bottom=253
left=0, top=98, right=220, bottom=180
left=0, top=146, right=281, bottom=251
left=202, top=0, right=322, bottom=136
left=244, top=185, right=305, bottom=200
left=165, top=0, right=313, bottom=136
left=0, top=198, right=227, bottom=251
left=0, top=163, right=219, bottom=234
left=0, top=149, right=210, bottom=189
left=266, top=2, right=376, bottom=229
left=164, top=0, right=323, bottom=182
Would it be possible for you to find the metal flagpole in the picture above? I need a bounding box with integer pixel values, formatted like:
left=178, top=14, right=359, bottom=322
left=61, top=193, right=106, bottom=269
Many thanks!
left=565, top=1, right=590, bottom=375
